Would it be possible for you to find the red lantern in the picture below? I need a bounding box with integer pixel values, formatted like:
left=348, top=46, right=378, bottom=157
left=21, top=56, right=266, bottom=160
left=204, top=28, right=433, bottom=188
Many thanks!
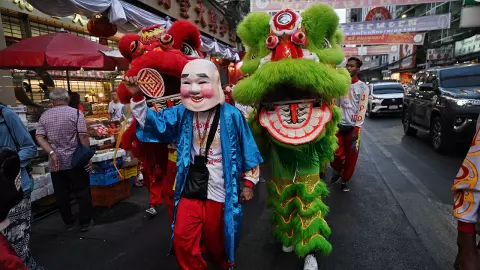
left=87, top=15, right=118, bottom=38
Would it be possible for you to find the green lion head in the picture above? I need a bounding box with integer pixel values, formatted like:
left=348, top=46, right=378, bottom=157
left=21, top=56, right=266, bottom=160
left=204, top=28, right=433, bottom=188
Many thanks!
left=233, top=5, right=350, bottom=149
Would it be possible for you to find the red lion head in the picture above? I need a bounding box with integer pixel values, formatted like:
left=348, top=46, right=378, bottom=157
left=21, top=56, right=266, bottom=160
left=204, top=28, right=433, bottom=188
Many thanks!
left=117, top=20, right=203, bottom=103
left=118, top=20, right=202, bottom=181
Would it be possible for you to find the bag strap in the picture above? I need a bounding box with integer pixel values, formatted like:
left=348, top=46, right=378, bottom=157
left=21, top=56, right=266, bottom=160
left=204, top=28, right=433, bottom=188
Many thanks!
left=75, top=108, right=81, bottom=143
left=0, top=107, right=20, bottom=151
left=204, top=106, right=220, bottom=159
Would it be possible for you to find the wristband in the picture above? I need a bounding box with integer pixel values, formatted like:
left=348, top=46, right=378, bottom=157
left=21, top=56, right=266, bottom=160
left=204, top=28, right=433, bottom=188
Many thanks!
left=49, top=150, right=55, bottom=156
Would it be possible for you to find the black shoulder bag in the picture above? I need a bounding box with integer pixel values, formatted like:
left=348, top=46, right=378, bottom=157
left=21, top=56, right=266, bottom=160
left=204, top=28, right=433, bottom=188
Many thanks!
left=71, top=109, right=95, bottom=169
left=183, top=106, right=220, bottom=200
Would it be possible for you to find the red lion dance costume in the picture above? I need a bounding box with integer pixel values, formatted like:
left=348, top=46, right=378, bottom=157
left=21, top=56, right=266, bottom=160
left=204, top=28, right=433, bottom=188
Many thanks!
left=117, top=21, right=203, bottom=221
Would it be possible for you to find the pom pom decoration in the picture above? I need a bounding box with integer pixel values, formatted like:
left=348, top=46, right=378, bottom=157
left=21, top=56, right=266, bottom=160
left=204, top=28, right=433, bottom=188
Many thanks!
left=265, top=35, right=279, bottom=50
left=291, top=30, right=306, bottom=46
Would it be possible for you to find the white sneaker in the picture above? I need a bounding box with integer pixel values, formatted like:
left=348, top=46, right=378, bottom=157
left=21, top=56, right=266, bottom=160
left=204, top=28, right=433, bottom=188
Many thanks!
left=146, top=207, right=157, bottom=215
left=282, top=245, right=294, bottom=253
left=303, top=254, right=318, bottom=270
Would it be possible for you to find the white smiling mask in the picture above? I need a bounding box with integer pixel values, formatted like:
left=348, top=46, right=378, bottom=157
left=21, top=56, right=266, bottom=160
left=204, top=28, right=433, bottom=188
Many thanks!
left=180, top=59, right=225, bottom=112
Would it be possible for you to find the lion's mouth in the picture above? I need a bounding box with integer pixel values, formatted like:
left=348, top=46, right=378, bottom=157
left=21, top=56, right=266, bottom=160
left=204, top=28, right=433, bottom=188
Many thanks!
left=259, top=84, right=331, bottom=145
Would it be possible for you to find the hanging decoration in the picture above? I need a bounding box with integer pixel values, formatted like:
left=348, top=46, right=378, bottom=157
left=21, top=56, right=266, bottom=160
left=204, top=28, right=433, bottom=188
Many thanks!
left=177, top=0, right=191, bottom=19
left=208, top=10, right=217, bottom=34
left=158, top=0, right=172, bottom=9
left=219, top=17, right=227, bottom=37
left=87, top=14, right=118, bottom=37
left=194, top=0, right=207, bottom=28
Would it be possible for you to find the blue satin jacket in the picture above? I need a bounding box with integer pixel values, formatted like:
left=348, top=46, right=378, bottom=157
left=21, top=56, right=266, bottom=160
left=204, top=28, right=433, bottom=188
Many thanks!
left=136, top=103, right=263, bottom=264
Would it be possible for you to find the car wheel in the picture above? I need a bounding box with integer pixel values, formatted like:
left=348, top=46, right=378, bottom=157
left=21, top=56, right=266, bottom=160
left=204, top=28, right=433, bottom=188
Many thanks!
left=402, top=109, right=417, bottom=136
left=430, top=116, right=451, bottom=153
left=366, top=105, right=375, bottom=118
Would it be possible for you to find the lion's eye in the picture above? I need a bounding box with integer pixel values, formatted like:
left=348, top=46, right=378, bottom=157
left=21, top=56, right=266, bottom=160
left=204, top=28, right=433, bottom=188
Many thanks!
left=251, top=52, right=257, bottom=59
left=181, top=43, right=199, bottom=57
left=323, top=38, right=332, bottom=49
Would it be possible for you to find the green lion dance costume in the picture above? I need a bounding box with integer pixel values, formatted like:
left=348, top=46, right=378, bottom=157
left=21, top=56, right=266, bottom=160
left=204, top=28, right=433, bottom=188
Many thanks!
left=233, top=5, right=350, bottom=269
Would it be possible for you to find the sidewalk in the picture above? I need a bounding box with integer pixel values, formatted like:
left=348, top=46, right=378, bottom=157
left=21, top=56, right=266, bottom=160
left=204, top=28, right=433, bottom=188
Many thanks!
left=31, top=186, right=180, bottom=270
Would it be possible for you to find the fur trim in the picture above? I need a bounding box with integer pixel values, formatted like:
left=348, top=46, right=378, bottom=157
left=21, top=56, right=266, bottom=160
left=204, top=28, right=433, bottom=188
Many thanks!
left=168, top=20, right=202, bottom=51
left=233, top=59, right=350, bottom=105
left=118, top=34, right=140, bottom=62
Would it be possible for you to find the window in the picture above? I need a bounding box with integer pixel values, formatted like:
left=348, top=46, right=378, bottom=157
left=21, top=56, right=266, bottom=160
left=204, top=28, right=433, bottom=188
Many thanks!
left=2, top=14, right=24, bottom=46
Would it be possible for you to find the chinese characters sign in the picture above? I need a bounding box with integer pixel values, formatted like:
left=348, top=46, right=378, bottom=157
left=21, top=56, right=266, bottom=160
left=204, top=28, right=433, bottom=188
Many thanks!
left=340, top=14, right=451, bottom=36
left=251, top=0, right=458, bottom=12
left=343, top=33, right=425, bottom=45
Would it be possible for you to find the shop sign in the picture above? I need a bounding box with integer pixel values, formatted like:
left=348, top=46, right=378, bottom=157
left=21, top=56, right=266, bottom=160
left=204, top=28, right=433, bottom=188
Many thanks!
left=427, top=44, right=454, bottom=61
left=455, top=34, right=480, bottom=57
left=343, top=45, right=399, bottom=56
left=365, top=7, right=392, bottom=21
left=340, top=14, right=451, bottom=36
left=251, top=0, right=457, bottom=12
left=344, top=33, right=425, bottom=45
left=400, top=44, right=416, bottom=70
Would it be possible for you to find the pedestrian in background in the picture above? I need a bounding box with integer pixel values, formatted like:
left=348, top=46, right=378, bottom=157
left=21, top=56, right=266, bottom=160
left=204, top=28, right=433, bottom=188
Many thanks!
left=108, top=90, right=123, bottom=121
left=0, top=103, right=42, bottom=270
left=0, top=147, right=28, bottom=270
left=69, top=92, right=85, bottom=114
left=36, top=88, right=94, bottom=232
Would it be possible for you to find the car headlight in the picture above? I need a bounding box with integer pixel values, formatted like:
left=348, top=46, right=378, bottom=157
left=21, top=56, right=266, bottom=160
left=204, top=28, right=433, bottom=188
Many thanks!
left=372, top=99, right=382, bottom=103
left=456, top=99, right=469, bottom=106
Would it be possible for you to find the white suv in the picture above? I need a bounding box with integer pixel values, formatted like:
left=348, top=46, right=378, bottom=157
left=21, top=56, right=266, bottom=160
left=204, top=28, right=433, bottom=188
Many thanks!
left=366, top=82, right=404, bottom=117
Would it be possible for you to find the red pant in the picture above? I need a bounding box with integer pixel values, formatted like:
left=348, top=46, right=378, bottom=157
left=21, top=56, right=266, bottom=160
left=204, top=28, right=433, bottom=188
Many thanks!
left=331, top=126, right=361, bottom=182
left=173, top=198, right=232, bottom=270
left=143, top=170, right=163, bottom=207
left=162, top=158, right=176, bottom=223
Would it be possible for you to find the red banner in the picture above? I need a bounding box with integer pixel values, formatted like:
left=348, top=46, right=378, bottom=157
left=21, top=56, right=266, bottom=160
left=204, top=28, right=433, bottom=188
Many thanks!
left=343, top=33, right=425, bottom=45
left=343, top=45, right=399, bottom=56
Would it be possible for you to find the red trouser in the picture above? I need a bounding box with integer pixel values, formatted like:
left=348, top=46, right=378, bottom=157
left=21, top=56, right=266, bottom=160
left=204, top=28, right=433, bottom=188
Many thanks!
left=331, top=126, right=361, bottom=182
left=142, top=165, right=163, bottom=207
left=173, top=198, right=232, bottom=270
left=162, top=158, right=176, bottom=224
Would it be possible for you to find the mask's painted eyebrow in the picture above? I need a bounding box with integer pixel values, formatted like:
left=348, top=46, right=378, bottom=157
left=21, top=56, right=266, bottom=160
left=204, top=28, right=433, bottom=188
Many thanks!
left=181, top=74, right=189, bottom=78
left=197, top=73, right=209, bottom=78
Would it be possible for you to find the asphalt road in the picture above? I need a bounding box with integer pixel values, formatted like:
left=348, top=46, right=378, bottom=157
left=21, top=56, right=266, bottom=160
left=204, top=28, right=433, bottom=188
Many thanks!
left=31, top=115, right=466, bottom=270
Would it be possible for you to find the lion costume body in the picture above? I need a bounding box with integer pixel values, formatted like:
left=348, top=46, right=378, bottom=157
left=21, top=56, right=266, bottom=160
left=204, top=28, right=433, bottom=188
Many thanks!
left=233, top=5, right=350, bottom=262
left=118, top=20, right=203, bottom=221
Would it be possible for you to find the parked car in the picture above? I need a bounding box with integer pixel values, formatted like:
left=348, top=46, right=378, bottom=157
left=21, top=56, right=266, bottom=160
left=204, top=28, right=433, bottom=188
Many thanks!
left=402, top=64, right=480, bottom=153
left=366, top=81, right=404, bottom=117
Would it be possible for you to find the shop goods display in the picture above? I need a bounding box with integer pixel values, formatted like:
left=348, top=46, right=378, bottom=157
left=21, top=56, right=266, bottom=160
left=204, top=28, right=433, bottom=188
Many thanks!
left=233, top=5, right=350, bottom=257
left=31, top=173, right=54, bottom=202
left=92, top=103, right=108, bottom=115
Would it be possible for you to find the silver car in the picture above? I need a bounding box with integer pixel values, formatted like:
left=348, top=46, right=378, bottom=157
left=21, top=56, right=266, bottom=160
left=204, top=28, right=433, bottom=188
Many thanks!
left=366, top=82, right=404, bottom=117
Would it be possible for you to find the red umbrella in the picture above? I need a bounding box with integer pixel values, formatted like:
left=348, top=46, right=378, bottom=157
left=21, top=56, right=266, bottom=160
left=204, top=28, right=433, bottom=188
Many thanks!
left=0, top=32, right=129, bottom=71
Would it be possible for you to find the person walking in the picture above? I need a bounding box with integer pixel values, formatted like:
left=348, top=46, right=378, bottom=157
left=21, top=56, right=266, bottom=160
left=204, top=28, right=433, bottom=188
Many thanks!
left=0, top=104, right=42, bottom=270
left=331, top=57, right=369, bottom=192
left=36, top=88, right=94, bottom=232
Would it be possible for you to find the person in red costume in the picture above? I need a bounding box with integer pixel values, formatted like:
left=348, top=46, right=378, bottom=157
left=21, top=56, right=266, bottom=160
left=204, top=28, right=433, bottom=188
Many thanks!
left=0, top=147, right=28, bottom=270
left=117, top=21, right=203, bottom=219
left=223, top=85, right=234, bottom=105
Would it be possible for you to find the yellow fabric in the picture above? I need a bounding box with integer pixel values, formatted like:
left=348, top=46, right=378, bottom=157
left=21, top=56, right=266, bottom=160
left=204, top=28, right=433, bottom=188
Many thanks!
left=168, top=150, right=177, bottom=162
left=113, top=104, right=131, bottom=179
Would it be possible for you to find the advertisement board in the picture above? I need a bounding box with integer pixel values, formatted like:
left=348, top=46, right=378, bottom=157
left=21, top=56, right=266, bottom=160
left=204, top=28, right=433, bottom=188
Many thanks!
left=455, top=34, right=480, bottom=57
left=251, top=0, right=458, bottom=13
left=343, top=33, right=425, bottom=45
left=340, top=14, right=451, bottom=36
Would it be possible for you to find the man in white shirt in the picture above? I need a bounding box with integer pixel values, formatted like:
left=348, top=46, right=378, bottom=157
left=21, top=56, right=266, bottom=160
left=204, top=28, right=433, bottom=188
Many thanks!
left=108, top=91, right=123, bottom=121
left=331, top=57, right=369, bottom=192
